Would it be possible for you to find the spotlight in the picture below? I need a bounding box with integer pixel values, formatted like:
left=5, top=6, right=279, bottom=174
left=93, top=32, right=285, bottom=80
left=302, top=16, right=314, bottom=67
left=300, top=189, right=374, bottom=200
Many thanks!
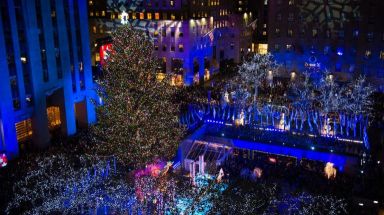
left=311, top=146, right=315, bottom=150
left=358, top=203, right=364, bottom=207
left=373, top=200, right=379, bottom=204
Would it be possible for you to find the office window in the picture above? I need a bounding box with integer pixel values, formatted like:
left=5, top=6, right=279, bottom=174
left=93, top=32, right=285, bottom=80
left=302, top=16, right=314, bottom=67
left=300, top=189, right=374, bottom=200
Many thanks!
left=147, top=13, right=152, bottom=19
left=90, top=11, right=94, bottom=16
left=312, top=29, right=318, bottom=37
left=140, top=13, right=144, bottom=19
left=262, top=31, right=267, bottom=36
left=154, top=30, right=159, bottom=37
left=171, top=14, right=175, bottom=20
left=178, top=44, right=184, bottom=52
left=155, top=13, right=160, bottom=20
left=162, top=45, right=167, bottom=51
left=365, top=50, right=372, bottom=59
left=287, top=29, right=293, bottom=37
left=92, top=26, right=97, bottom=33
left=264, top=0, right=268, bottom=5
left=275, top=28, right=280, bottom=36
left=286, top=44, right=292, bottom=51
left=288, top=13, right=294, bottom=22
left=353, top=30, right=359, bottom=38
left=102, top=11, right=105, bottom=16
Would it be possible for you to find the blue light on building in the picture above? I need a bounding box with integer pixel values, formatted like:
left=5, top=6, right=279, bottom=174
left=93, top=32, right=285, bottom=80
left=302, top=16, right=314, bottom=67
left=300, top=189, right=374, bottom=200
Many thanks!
left=0, top=0, right=96, bottom=157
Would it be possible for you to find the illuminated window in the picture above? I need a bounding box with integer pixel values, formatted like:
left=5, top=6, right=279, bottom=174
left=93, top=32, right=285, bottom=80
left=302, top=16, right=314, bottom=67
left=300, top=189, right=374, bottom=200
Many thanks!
left=286, top=44, right=292, bottom=51
left=47, top=106, right=61, bottom=129
left=51, top=10, right=56, bottom=17
left=275, top=28, right=280, bottom=36
left=380, top=51, right=384, bottom=60
left=102, top=11, right=105, bottom=16
left=111, top=13, right=115, bottom=19
left=312, top=29, right=318, bottom=37
left=147, top=13, right=152, bottom=19
left=289, top=0, right=294, bottom=5
left=264, top=0, right=268, bottom=5
left=89, top=0, right=93, bottom=5
left=95, top=11, right=99, bottom=16
left=178, top=44, right=184, bottom=52
left=90, top=11, right=94, bottom=16
left=155, top=13, right=160, bottom=20
left=95, top=52, right=100, bottom=61
left=92, top=26, right=97, bottom=33
left=171, top=14, right=175, bottom=20
left=258, top=44, right=268, bottom=54
left=140, top=13, right=144, bottom=19
left=287, top=29, right=293, bottom=37
left=365, top=50, right=372, bottom=58
left=132, top=13, right=137, bottom=19
left=170, top=0, right=174, bottom=6
left=262, top=31, right=267, bottom=36
left=15, top=119, right=33, bottom=142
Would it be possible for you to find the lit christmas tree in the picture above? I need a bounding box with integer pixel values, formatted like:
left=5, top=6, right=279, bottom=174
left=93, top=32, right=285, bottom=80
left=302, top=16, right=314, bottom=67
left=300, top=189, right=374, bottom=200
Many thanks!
left=91, top=26, right=185, bottom=168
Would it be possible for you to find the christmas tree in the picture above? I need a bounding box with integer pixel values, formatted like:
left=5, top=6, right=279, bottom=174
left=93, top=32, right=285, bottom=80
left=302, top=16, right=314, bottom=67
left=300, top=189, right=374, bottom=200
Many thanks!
left=91, top=26, right=185, bottom=168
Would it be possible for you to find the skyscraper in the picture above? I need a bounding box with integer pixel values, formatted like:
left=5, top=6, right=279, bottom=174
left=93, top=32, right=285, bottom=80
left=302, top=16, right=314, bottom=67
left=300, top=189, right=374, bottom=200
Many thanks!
left=0, top=0, right=96, bottom=157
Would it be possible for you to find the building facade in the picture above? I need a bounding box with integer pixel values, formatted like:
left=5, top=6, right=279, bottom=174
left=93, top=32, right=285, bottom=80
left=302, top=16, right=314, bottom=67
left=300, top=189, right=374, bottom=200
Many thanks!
left=88, top=0, right=255, bottom=86
left=263, top=0, right=384, bottom=89
left=0, top=0, right=96, bottom=157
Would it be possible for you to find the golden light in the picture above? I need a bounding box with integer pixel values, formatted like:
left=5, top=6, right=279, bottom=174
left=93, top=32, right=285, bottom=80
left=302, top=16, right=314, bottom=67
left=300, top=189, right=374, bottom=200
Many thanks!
left=324, top=162, right=337, bottom=179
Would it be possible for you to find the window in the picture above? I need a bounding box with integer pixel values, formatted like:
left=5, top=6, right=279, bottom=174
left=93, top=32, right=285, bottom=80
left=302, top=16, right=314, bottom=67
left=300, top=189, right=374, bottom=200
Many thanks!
left=171, top=14, right=175, bottom=20
left=367, top=32, right=373, bottom=42
left=171, top=46, right=175, bottom=51
left=365, top=50, right=372, bottom=59
left=288, top=13, right=294, bottom=22
left=92, top=26, right=97, bottom=33
left=380, top=51, right=384, bottom=60
left=276, top=13, right=282, bottom=21
left=163, top=45, right=167, bottom=51
left=154, top=45, right=159, bottom=51
left=178, top=44, right=184, bottom=52
left=170, top=0, right=174, bottom=6
left=264, top=0, right=268, bottom=5
left=140, top=13, right=144, bottom=19
left=312, top=29, right=318, bottom=37
left=287, top=29, right=293, bottom=37
left=353, top=30, right=359, bottom=38
left=286, top=44, right=292, bottom=51
left=274, top=44, right=280, bottom=51
left=155, top=13, right=160, bottom=20
left=102, top=11, right=105, bottom=16
left=147, top=13, right=152, bottom=19
left=275, top=28, right=280, bottom=36
left=289, top=0, right=294, bottom=5
left=262, top=31, right=267, bottom=36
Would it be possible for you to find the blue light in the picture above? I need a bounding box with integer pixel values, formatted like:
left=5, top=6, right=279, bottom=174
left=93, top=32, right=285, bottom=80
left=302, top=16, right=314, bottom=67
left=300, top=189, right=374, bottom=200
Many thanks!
left=337, top=48, right=343, bottom=56
left=311, top=146, right=315, bottom=150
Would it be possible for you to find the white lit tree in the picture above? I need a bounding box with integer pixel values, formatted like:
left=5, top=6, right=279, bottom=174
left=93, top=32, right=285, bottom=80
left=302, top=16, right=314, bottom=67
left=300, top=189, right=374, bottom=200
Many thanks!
left=238, top=53, right=279, bottom=121
left=317, top=71, right=347, bottom=135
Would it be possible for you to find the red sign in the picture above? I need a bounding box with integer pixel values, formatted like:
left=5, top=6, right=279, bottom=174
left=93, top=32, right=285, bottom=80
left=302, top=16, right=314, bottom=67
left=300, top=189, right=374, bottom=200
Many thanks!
left=99, top=43, right=112, bottom=65
left=0, top=153, right=7, bottom=167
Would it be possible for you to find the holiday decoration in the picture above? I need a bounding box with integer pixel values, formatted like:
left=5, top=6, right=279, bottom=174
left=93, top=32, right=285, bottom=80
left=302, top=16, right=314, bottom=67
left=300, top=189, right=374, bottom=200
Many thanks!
left=0, top=153, right=7, bottom=167
left=91, top=26, right=185, bottom=168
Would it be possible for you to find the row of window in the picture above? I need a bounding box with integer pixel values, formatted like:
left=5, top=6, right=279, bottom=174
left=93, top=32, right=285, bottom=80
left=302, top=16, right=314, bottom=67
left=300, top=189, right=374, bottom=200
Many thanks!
left=154, top=44, right=184, bottom=52
left=272, top=28, right=384, bottom=41
left=273, top=44, right=384, bottom=59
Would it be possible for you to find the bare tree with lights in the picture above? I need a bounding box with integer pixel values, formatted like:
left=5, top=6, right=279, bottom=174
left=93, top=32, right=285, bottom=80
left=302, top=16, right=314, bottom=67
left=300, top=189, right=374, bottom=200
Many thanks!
left=91, top=26, right=185, bottom=168
left=238, top=53, right=279, bottom=122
